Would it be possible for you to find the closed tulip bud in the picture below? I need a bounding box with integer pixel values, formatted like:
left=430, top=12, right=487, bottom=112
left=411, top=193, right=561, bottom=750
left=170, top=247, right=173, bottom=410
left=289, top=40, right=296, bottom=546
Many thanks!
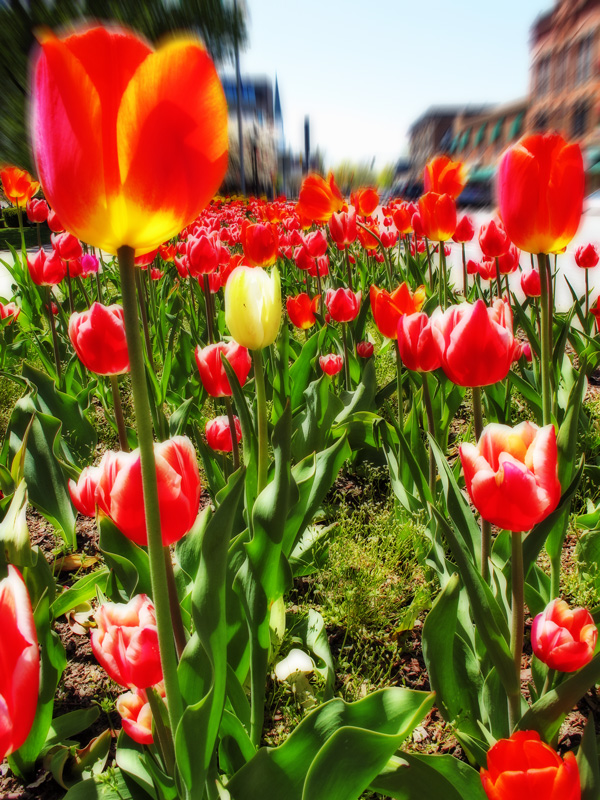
left=27, top=248, right=67, bottom=286
left=478, top=219, right=510, bottom=258
left=397, top=312, right=442, bottom=373
left=319, top=353, right=343, bottom=376
left=205, top=415, right=242, bottom=453
left=466, top=258, right=480, bottom=275
left=522, top=341, right=532, bottom=361
left=356, top=340, right=374, bottom=358
left=521, top=269, right=541, bottom=297
left=424, top=155, right=466, bottom=199
left=26, top=197, right=49, bottom=223
left=194, top=341, right=251, bottom=397
left=531, top=598, right=597, bottom=673
left=0, top=302, right=20, bottom=323
left=69, top=464, right=102, bottom=517
left=296, top=173, right=344, bottom=223
left=47, top=208, right=64, bottom=232
left=575, top=243, right=599, bottom=269
left=351, top=187, right=379, bottom=217
left=80, top=253, right=100, bottom=275
left=51, top=231, right=83, bottom=261
left=325, top=287, right=361, bottom=323
left=240, top=222, right=279, bottom=267
left=305, top=230, right=328, bottom=258
left=392, top=203, right=413, bottom=234
left=460, top=421, right=561, bottom=532
left=453, top=214, right=475, bottom=243
left=431, top=299, right=517, bottom=387
left=0, top=565, right=40, bottom=759
left=370, top=283, right=426, bottom=340
left=91, top=595, right=162, bottom=689
left=96, top=436, right=201, bottom=546
left=328, top=208, right=357, bottom=249
left=480, top=731, right=580, bottom=800
left=286, top=293, right=320, bottom=329
left=116, top=683, right=167, bottom=744
left=0, top=166, right=39, bottom=206
left=69, top=303, right=130, bottom=375
left=225, top=266, right=282, bottom=350
left=187, top=233, right=220, bottom=276
left=418, top=192, right=456, bottom=241
left=498, top=133, right=584, bottom=255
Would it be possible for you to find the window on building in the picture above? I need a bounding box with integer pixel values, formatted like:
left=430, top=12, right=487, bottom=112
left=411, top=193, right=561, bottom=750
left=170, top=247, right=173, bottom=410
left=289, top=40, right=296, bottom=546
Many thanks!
left=554, top=50, right=567, bottom=92
left=536, top=56, right=551, bottom=95
left=576, top=35, right=594, bottom=85
left=572, top=104, right=589, bottom=138
left=534, top=112, right=548, bottom=131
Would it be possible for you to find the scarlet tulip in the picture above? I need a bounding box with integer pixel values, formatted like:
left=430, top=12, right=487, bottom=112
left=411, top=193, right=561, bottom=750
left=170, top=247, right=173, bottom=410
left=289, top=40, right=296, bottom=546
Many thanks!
left=205, top=415, right=242, bottom=453
left=96, top=436, right=201, bottom=546
left=591, top=298, right=600, bottom=329
left=431, top=299, right=517, bottom=387
left=159, top=243, right=176, bottom=262
left=319, top=353, right=343, bottom=376
left=521, top=269, right=541, bottom=297
left=69, top=303, right=130, bottom=375
left=418, top=192, right=456, bottom=241
left=575, top=243, right=599, bottom=269
left=460, top=421, right=561, bottom=532
left=478, top=219, right=510, bottom=258
left=296, top=173, right=344, bottom=223
left=91, top=595, right=162, bottom=689
left=356, top=341, right=374, bottom=358
left=187, top=233, right=220, bottom=276
left=31, top=25, right=228, bottom=255
left=498, top=133, right=584, bottom=254
left=311, top=255, right=329, bottom=278
left=351, top=187, right=379, bottom=216
left=328, top=208, right=357, bottom=249
left=480, top=730, right=580, bottom=800
left=68, top=464, right=102, bottom=517
left=453, top=214, right=475, bottom=243
left=47, top=208, right=64, bottom=232
left=116, top=682, right=166, bottom=744
left=531, top=598, right=597, bottom=672
left=392, top=202, right=414, bottom=234
left=304, top=230, right=328, bottom=258
left=241, top=222, right=279, bottom=267
left=325, top=287, right=361, bottom=323
left=286, top=293, right=320, bottom=329
left=134, top=248, right=159, bottom=268
left=423, top=156, right=466, bottom=199
left=194, top=341, right=251, bottom=397
left=27, top=248, right=67, bottom=286
left=495, top=243, right=520, bottom=274
left=0, top=565, right=39, bottom=759
left=0, top=166, right=39, bottom=206
left=397, top=312, right=442, bottom=373
left=224, top=266, right=282, bottom=350
left=26, top=198, right=49, bottom=223
left=370, top=283, right=426, bottom=340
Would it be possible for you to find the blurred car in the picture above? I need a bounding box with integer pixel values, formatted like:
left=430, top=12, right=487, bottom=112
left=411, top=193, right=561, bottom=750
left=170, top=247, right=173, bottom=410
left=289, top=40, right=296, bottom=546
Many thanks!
left=584, top=189, right=600, bottom=214
left=457, top=182, right=492, bottom=209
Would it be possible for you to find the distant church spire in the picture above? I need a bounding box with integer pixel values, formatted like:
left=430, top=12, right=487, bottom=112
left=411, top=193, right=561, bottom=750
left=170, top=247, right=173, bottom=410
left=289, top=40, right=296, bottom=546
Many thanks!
left=274, top=75, right=284, bottom=141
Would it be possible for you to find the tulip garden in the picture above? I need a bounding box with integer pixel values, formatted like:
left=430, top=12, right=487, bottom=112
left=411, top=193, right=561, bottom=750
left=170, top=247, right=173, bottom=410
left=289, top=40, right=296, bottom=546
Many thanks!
left=2, top=22, right=600, bottom=800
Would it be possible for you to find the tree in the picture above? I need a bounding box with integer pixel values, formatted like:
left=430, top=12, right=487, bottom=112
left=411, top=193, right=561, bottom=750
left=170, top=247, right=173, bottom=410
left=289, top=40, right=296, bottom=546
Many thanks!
left=0, top=0, right=246, bottom=170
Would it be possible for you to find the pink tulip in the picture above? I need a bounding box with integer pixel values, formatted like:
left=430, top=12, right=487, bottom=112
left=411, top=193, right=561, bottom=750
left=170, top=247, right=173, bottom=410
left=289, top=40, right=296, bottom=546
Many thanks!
left=205, top=415, right=242, bottom=453
left=116, top=682, right=166, bottom=744
left=319, top=353, right=343, bottom=376
left=68, top=464, right=102, bottom=517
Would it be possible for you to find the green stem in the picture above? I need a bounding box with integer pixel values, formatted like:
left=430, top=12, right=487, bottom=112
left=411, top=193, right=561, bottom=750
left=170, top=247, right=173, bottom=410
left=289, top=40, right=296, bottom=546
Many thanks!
left=65, top=261, right=75, bottom=313
left=341, top=323, right=351, bottom=391
left=117, top=245, right=183, bottom=746
left=422, top=373, right=436, bottom=497
left=16, top=202, right=27, bottom=265
left=224, top=395, right=240, bottom=471
left=344, top=247, right=353, bottom=293
left=537, top=253, right=551, bottom=426
left=95, top=271, right=103, bottom=304
left=164, top=546, right=188, bottom=659
left=462, top=242, right=467, bottom=296
left=203, top=274, right=215, bottom=343
left=135, top=268, right=154, bottom=369
left=46, top=287, right=62, bottom=387
left=76, top=276, right=91, bottom=308
left=424, top=237, right=433, bottom=288
left=252, top=348, right=268, bottom=495
left=542, top=667, right=556, bottom=696
left=473, top=386, right=491, bottom=581
left=508, top=532, right=524, bottom=732
left=585, top=269, right=589, bottom=323
left=146, top=686, right=175, bottom=776
left=394, top=340, right=404, bottom=434
left=440, top=242, right=447, bottom=309
left=356, top=220, right=393, bottom=288
left=495, top=256, right=502, bottom=300
left=109, top=374, right=129, bottom=452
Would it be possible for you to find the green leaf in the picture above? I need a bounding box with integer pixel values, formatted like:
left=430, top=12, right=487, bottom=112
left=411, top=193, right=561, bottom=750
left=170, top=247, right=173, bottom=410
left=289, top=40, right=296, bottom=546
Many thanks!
left=98, top=516, right=152, bottom=599
left=168, top=397, right=194, bottom=437
left=62, top=768, right=151, bottom=800
left=44, top=708, right=100, bottom=748
left=369, top=752, right=487, bottom=799
left=226, top=688, right=434, bottom=800
left=578, top=713, right=600, bottom=800
left=0, top=479, right=34, bottom=565
left=51, top=568, right=110, bottom=620
left=287, top=608, right=336, bottom=697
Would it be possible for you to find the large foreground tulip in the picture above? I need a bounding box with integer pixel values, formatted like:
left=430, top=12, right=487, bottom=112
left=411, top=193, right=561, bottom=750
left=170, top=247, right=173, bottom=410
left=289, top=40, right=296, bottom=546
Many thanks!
left=497, top=132, right=584, bottom=254
left=225, top=266, right=282, bottom=350
left=531, top=599, right=597, bottom=672
left=481, top=731, right=580, bottom=800
left=96, top=436, right=201, bottom=546
left=68, top=303, right=130, bottom=375
left=460, top=421, right=561, bottom=532
left=31, top=25, right=228, bottom=254
left=0, top=566, right=39, bottom=759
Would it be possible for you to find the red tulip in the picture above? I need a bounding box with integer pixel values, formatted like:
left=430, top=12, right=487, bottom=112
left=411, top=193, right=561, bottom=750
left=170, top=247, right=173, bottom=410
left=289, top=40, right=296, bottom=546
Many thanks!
left=31, top=25, right=227, bottom=255
left=91, top=595, right=162, bottom=689
left=370, top=283, right=426, bottom=340
left=495, top=243, right=520, bottom=274
left=96, top=436, right=201, bottom=546
left=116, top=682, right=166, bottom=744
left=411, top=211, right=424, bottom=238
left=423, top=155, right=466, bottom=199
left=51, top=231, right=83, bottom=261
left=296, top=173, right=344, bottom=223
left=197, top=271, right=220, bottom=292
left=328, top=208, right=357, bottom=249
left=575, top=243, right=599, bottom=269
left=325, top=287, right=361, bottom=323
left=0, top=166, right=39, bottom=206
left=304, top=230, right=328, bottom=258
left=591, top=298, right=600, bottom=329
left=356, top=341, right=374, bottom=358
left=357, top=220, right=380, bottom=250
left=26, top=198, right=49, bottom=223
left=481, top=730, right=580, bottom=800
left=159, top=243, right=176, bottom=262
left=47, top=208, right=64, bottom=232
left=397, top=312, right=442, bottom=373
left=498, top=133, right=584, bottom=255
left=453, top=214, right=475, bottom=243
left=187, top=233, right=220, bottom=275
left=286, top=293, right=320, bottom=329
left=310, top=255, right=329, bottom=278
left=392, top=202, right=415, bottom=234
left=418, top=192, right=456, bottom=241
left=27, top=248, right=67, bottom=286
left=531, top=598, right=597, bottom=672
left=205, top=415, right=242, bottom=453
left=134, top=248, right=159, bottom=268
left=466, top=258, right=480, bottom=276
left=68, top=464, right=102, bottom=517
left=460, top=421, right=561, bottom=532
left=521, top=269, right=541, bottom=297
left=431, top=299, right=516, bottom=387
left=194, top=341, right=251, bottom=397
left=351, top=187, right=379, bottom=216
left=380, top=229, right=398, bottom=248
left=478, top=219, right=510, bottom=258
left=0, top=565, right=39, bottom=759
left=319, top=353, right=343, bottom=376
left=69, top=303, right=130, bottom=375
left=0, top=302, right=20, bottom=323
left=241, top=222, right=279, bottom=267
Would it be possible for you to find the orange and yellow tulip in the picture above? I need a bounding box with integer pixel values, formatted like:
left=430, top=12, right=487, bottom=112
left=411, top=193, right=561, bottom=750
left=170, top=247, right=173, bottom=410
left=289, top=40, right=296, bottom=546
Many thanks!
left=370, top=283, right=426, bottom=340
left=0, top=166, right=40, bottom=206
left=351, top=187, right=379, bottom=216
left=423, top=155, right=466, bottom=198
left=296, top=173, right=344, bottom=223
left=418, top=192, right=457, bottom=242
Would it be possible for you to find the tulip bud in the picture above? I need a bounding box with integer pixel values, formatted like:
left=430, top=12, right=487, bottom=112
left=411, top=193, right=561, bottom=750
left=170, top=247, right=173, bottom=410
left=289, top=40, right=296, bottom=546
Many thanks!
left=453, top=214, right=475, bottom=243
left=356, top=341, right=374, bottom=358
left=205, top=415, right=242, bottom=452
left=478, top=219, right=510, bottom=258
left=26, top=198, right=49, bottom=223
left=69, top=303, right=130, bottom=376
left=319, top=353, right=343, bottom=376
left=224, top=266, right=282, bottom=350
left=0, top=301, right=20, bottom=323
left=325, top=287, right=361, bottom=323
left=521, top=269, right=541, bottom=297
left=575, top=243, right=599, bottom=269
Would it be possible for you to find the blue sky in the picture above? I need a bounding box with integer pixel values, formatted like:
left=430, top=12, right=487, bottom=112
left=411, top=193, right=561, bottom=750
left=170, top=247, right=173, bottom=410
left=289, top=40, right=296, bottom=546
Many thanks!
left=235, top=0, right=554, bottom=170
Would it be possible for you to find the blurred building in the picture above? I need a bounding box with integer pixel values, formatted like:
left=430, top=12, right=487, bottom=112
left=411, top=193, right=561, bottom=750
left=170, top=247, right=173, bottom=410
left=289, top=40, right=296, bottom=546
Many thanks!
left=408, top=105, right=490, bottom=176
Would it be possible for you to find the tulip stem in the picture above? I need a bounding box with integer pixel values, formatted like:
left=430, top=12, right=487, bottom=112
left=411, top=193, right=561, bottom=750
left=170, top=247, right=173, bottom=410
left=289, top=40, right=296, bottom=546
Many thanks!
left=542, top=667, right=556, bottom=695
left=509, top=532, right=524, bottom=732
left=495, top=256, right=502, bottom=300
left=164, top=546, right=187, bottom=659
left=537, top=253, right=551, bottom=426
left=422, top=373, right=436, bottom=497
left=15, top=201, right=27, bottom=265
left=65, top=261, right=75, bottom=314
left=135, top=268, right=154, bottom=370
left=585, top=269, right=590, bottom=321
left=224, top=396, right=240, bottom=471
left=117, top=245, right=183, bottom=747
left=344, top=248, right=353, bottom=293
left=357, top=220, right=393, bottom=288
left=394, top=340, right=404, bottom=434
left=462, top=243, right=468, bottom=296
left=424, top=237, right=433, bottom=289
left=473, top=386, right=491, bottom=581
left=76, top=276, right=91, bottom=308
left=109, top=374, right=129, bottom=452
left=342, top=323, right=351, bottom=391
left=439, top=242, right=447, bottom=309
left=252, top=348, right=269, bottom=495
left=46, top=287, right=62, bottom=387
left=147, top=685, right=175, bottom=775
left=95, top=271, right=103, bottom=304
left=203, top=275, right=215, bottom=343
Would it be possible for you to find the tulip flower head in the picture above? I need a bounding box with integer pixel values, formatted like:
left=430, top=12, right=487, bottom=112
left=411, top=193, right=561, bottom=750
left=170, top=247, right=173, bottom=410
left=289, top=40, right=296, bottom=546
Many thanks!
left=325, top=287, right=361, bottom=323
left=521, top=269, right=541, bottom=297
left=478, top=219, right=510, bottom=258
left=0, top=565, right=39, bottom=759
left=575, top=243, right=599, bottom=269
left=205, top=415, right=242, bottom=453
left=423, top=156, right=466, bottom=199
left=351, top=187, right=379, bottom=217
left=241, top=221, right=279, bottom=267
left=296, top=173, right=344, bottom=223
left=225, top=266, right=282, bottom=350
left=69, top=303, right=130, bottom=375
left=397, top=312, right=442, bottom=373
left=195, top=340, right=251, bottom=396
left=286, top=293, right=320, bottom=329
left=498, top=132, right=584, bottom=254
left=480, top=730, right=580, bottom=800
left=328, top=208, right=357, bottom=249
left=460, top=421, right=561, bottom=532
left=0, top=302, right=20, bottom=323
left=0, top=166, right=39, bottom=206
left=531, top=598, right=597, bottom=673
left=69, top=464, right=102, bottom=517
left=392, top=202, right=416, bottom=234
left=453, top=214, right=475, bottom=243
left=116, top=682, right=166, bottom=744
left=319, top=353, right=343, bottom=376
left=356, top=340, right=374, bottom=358
left=26, top=197, right=49, bottom=223
left=27, top=248, right=67, bottom=286
left=31, top=25, right=228, bottom=255
left=418, top=192, right=457, bottom=241
left=370, top=283, right=427, bottom=340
